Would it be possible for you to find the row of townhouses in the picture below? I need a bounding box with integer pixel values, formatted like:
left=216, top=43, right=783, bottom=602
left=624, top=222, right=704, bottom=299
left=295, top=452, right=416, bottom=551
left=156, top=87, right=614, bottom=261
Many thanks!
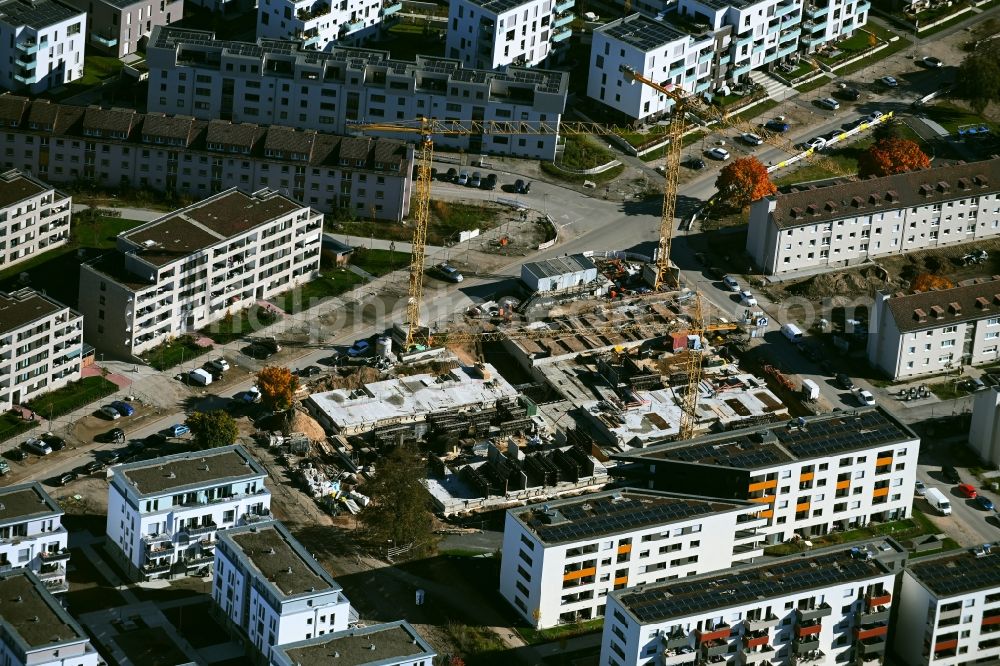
left=0, top=96, right=414, bottom=221
left=145, top=25, right=569, bottom=160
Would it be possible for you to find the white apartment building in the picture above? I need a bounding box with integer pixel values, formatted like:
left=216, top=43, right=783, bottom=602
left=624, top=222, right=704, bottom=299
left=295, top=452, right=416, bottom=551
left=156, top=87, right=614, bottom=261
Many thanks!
left=0, top=483, right=69, bottom=595
left=0, top=97, right=414, bottom=222
left=0, top=288, right=82, bottom=412
left=602, top=537, right=904, bottom=666
left=614, top=407, right=920, bottom=545
left=145, top=26, right=569, bottom=160
left=798, top=0, right=870, bottom=52
left=63, top=0, right=182, bottom=57
left=868, top=277, right=1000, bottom=380
left=969, top=387, right=1000, bottom=467
left=105, top=444, right=272, bottom=581
left=445, top=0, right=573, bottom=70
left=747, top=157, right=1000, bottom=276
left=257, top=0, right=393, bottom=51
left=0, top=569, right=100, bottom=666
left=896, top=546, right=1000, bottom=666
left=0, top=0, right=86, bottom=94
left=588, top=14, right=718, bottom=122
left=269, top=621, right=436, bottom=666
left=78, top=188, right=321, bottom=359
left=500, top=489, right=767, bottom=629
left=0, top=170, right=71, bottom=271
left=214, top=519, right=352, bottom=660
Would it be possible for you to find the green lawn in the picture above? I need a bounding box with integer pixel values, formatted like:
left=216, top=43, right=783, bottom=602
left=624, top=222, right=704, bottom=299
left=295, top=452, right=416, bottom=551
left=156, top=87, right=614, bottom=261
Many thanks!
left=928, top=380, right=970, bottom=400
left=202, top=305, right=280, bottom=345
left=141, top=336, right=208, bottom=372
left=350, top=248, right=410, bottom=277
left=516, top=618, right=604, bottom=645
left=795, top=76, right=832, bottom=93
left=80, top=54, right=124, bottom=87
left=774, top=163, right=842, bottom=187
left=787, top=61, right=821, bottom=80
left=556, top=134, right=616, bottom=170
left=330, top=201, right=502, bottom=246
left=270, top=271, right=365, bottom=314
left=25, top=376, right=118, bottom=419
left=728, top=99, right=781, bottom=122
left=921, top=102, right=998, bottom=135
left=617, top=124, right=671, bottom=149
left=834, top=34, right=913, bottom=76
left=772, top=138, right=873, bottom=187
left=0, top=411, right=38, bottom=443
left=763, top=515, right=933, bottom=556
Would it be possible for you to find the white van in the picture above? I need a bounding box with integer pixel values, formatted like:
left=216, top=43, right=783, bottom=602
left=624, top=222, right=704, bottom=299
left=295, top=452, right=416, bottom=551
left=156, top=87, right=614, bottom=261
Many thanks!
left=924, top=487, right=952, bottom=516
left=781, top=323, right=804, bottom=342
left=189, top=368, right=213, bottom=386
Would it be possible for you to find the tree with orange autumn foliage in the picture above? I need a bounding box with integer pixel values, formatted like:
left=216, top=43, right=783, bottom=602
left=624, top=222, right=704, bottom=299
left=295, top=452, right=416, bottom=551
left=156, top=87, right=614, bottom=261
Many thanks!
left=715, top=157, right=777, bottom=209
left=858, top=137, right=931, bottom=178
left=256, top=366, right=299, bottom=412
left=911, top=273, right=954, bottom=293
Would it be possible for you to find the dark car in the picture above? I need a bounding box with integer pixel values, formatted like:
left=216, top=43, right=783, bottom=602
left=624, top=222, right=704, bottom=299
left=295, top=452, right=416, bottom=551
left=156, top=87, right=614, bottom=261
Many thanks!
left=445, top=167, right=457, bottom=181
left=943, top=465, right=961, bottom=484
left=56, top=472, right=77, bottom=486
left=98, top=428, right=125, bottom=444
left=298, top=365, right=322, bottom=377
left=101, top=450, right=123, bottom=465
left=83, top=460, right=105, bottom=474
left=836, top=87, right=862, bottom=101
left=684, top=157, right=707, bottom=170
left=41, top=433, right=66, bottom=451
left=6, top=448, right=28, bottom=461
left=243, top=344, right=275, bottom=360
left=483, top=173, right=497, bottom=190
left=514, top=179, right=531, bottom=194
left=836, top=373, right=854, bottom=390
left=764, top=119, right=790, bottom=133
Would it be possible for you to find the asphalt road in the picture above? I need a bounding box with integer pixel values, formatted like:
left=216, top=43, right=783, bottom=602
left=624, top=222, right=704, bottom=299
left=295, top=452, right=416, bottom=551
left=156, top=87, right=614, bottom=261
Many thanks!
left=916, top=463, right=1000, bottom=547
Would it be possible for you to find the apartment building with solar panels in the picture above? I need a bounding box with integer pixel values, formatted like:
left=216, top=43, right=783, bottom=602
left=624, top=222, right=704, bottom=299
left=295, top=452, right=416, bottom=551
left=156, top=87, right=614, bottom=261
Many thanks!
left=612, top=407, right=920, bottom=545
left=895, top=546, right=1000, bottom=665
left=145, top=26, right=569, bottom=160
left=601, top=537, right=904, bottom=666
left=499, top=489, right=768, bottom=629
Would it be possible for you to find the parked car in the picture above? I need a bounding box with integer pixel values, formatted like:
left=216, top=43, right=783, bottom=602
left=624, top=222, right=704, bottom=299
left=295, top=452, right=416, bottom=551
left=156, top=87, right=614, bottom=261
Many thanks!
left=102, top=450, right=123, bottom=465
left=6, top=448, right=28, bottom=461
left=110, top=400, right=135, bottom=417
left=22, top=438, right=52, bottom=456
left=41, top=432, right=66, bottom=451
left=915, top=480, right=927, bottom=496
left=243, top=344, right=274, bottom=360
left=837, top=87, right=862, bottom=101
left=166, top=424, right=190, bottom=437
left=99, top=428, right=126, bottom=444
left=83, top=460, right=105, bottom=474
left=484, top=173, right=497, bottom=190
left=976, top=495, right=996, bottom=511
left=435, top=263, right=464, bottom=283
left=445, top=167, right=457, bottom=181
left=56, top=472, right=77, bottom=486
left=958, top=483, right=978, bottom=499
left=817, top=97, right=841, bottom=110
left=867, top=111, right=885, bottom=124
left=722, top=275, right=740, bottom=292
left=857, top=389, right=876, bottom=406
left=457, top=171, right=469, bottom=186
left=922, top=56, right=943, bottom=68
left=836, top=373, right=855, bottom=390
left=298, top=365, right=322, bottom=377
left=347, top=339, right=371, bottom=357
left=764, top=118, right=790, bottom=133
left=706, top=147, right=730, bottom=160
left=740, top=132, right=764, bottom=146
left=0, top=459, right=8, bottom=475
left=805, top=136, right=827, bottom=151
left=209, top=358, right=230, bottom=373
left=943, top=465, right=961, bottom=484
left=683, top=157, right=707, bottom=170
left=880, top=75, right=899, bottom=87
left=99, top=406, right=121, bottom=420
left=514, top=179, right=531, bottom=194
left=469, top=171, right=482, bottom=188
left=739, top=290, right=758, bottom=307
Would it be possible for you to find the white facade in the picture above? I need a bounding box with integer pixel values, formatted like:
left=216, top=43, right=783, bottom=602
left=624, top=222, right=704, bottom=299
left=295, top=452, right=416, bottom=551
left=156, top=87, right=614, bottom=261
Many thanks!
left=588, top=14, right=717, bottom=121
left=500, top=490, right=766, bottom=629
left=747, top=159, right=1000, bottom=276
left=868, top=279, right=1000, bottom=381
left=615, top=408, right=920, bottom=545
left=214, top=520, right=351, bottom=660
left=78, top=188, right=321, bottom=359
left=62, top=0, right=182, bottom=58
left=0, top=170, right=71, bottom=271
left=0, top=483, right=69, bottom=595
left=257, top=0, right=391, bottom=51
left=446, top=0, right=573, bottom=70
left=602, top=538, right=903, bottom=666
left=105, top=445, right=272, bottom=581
left=521, top=254, right=599, bottom=293
left=0, top=570, right=100, bottom=666
left=269, top=621, right=436, bottom=666
left=970, top=387, right=1000, bottom=468
left=0, top=288, right=82, bottom=412
left=799, top=0, right=869, bottom=52
left=895, top=547, right=1000, bottom=666
left=0, top=0, right=85, bottom=94
left=145, top=26, right=569, bottom=160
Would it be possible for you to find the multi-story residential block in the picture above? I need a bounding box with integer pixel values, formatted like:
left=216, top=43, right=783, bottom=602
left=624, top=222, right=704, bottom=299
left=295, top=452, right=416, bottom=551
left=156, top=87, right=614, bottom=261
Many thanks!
left=214, top=519, right=352, bottom=659
left=798, top=0, right=870, bottom=52
left=969, top=386, right=1000, bottom=467
left=269, top=621, right=436, bottom=666
left=602, top=537, right=904, bottom=666
left=0, top=288, right=82, bottom=412
left=896, top=546, right=1000, bottom=666
left=613, top=407, right=920, bottom=545
left=0, top=569, right=100, bottom=666
left=747, top=157, right=1000, bottom=275
left=868, top=277, right=1000, bottom=380
left=0, top=170, right=71, bottom=271
left=0, top=483, right=70, bottom=595
left=257, top=0, right=395, bottom=51
left=500, top=489, right=767, bottom=629
left=63, top=0, right=181, bottom=57
left=0, top=97, right=413, bottom=222
left=146, top=26, right=569, bottom=160
left=78, top=188, right=321, bottom=358
left=445, top=0, right=573, bottom=70
left=105, top=444, right=272, bottom=581
left=0, top=0, right=86, bottom=94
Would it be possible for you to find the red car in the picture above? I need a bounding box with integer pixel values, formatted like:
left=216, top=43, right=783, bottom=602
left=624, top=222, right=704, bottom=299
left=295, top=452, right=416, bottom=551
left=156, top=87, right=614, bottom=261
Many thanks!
left=958, top=483, right=978, bottom=499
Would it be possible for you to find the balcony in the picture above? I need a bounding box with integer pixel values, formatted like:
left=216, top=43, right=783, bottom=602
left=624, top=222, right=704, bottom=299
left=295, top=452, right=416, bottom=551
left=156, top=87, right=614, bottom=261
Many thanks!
left=804, top=3, right=830, bottom=17
left=779, top=28, right=800, bottom=42
left=701, top=638, right=729, bottom=658
left=142, top=562, right=171, bottom=575
left=867, top=592, right=891, bottom=609
left=862, top=606, right=890, bottom=624
left=855, top=624, right=888, bottom=641
left=37, top=564, right=65, bottom=581
left=14, top=54, right=34, bottom=68
left=796, top=604, right=832, bottom=622
left=983, top=613, right=1000, bottom=628
left=94, top=33, right=118, bottom=47
left=794, top=636, right=820, bottom=653
left=744, top=645, right=775, bottom=664
left=15, top=39, right=38, bottom=54
left=796, top=621, right=822, bottom=639
left=39, top=549, right=71, bottom=563
left=696, top=625, right=731, bottom=644
left=664, top=632, right=688, bottom=650
left=181, top=522, right=218, bottom=537
left=303, top=33, right=320, bottom=47
left=743, top=630, right=769, bottom=649
left=857, top=0, right=870, bottom=12
left=858, top=637, right=886, bottom=656
left=14, top=70, right=36, bottom=84
left=342, top=19, right=366, bottom=33
left=554, top=12, right=573, bottom=27
left=747, top=615, right=779, bottom=632
left=552, top=27, right=571, bottom=42
left=185, top=554, right=214, bottom=567
left=382, top=1, right=402, bottom=15
left=775, top=1, right=799, bottom=16
left=554, top=0, right=574, bottom=11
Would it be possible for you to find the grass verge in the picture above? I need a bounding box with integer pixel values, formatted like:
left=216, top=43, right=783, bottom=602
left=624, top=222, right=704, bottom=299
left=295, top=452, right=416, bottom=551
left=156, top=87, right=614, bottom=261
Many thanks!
left=833, top=34, right=913, bottom=76
left=557, top=134, right=616, bottom=170
left=141, top=336, right=208, bottom=372
left=329, top=201, right=502, bottom=246
left=350, top=248, right=411, bottom=277
left=763, top=515, right=931, bottom=556
left=270, top=270, right=365, bottom=314
left=24, top=376, right=118, bottom=419
left=794, top=76, right=832, bottom=94
left=202, top=305, right=280, bottom=345
left=641, top=130, right=707, bottom=162
left=921, top=101, right=999, bottom=135
left=0, top=411, right=38, bottom=443
left=516, top=618, right=604, bottom=645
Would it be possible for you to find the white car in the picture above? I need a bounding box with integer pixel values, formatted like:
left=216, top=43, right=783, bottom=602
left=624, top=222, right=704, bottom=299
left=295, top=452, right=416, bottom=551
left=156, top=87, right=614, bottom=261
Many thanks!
left=100, top=406, right=121, bottom=420
left=915, top=480, right=927, bottom=496
left=867, top=110, right=884, bottom=123
left=857, top=389, right=876, bottom=407
left=740, top=132, right=764, bottom=146
left=722, top=275, right=740, bottom=292
left=739, top=290, right=758, bottom=307
left=707, top=147, right=730, bottom=160
left=817, top=97, right=841, bottom=111
left=209, top=358, right=230, bottom=373
left=805, top=137, right=827, bottom=151
left=881, top=75, right=898, bottom=87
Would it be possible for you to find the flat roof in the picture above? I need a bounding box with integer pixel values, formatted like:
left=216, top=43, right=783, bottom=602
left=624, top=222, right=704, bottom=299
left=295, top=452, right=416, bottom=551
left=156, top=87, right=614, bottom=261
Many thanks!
left=0, top=570, right=88, bottom=650
left=615, top=539, right=901, bottom=624
left=0, top=482, right=62, bottom=528
left=615, top=407, right=915, bottom=470
left=274, top=621, right=435, bottom=666
left=0, top=170, right=47, bottom=209
left=121, top=189, right=303, bottom=267
left=0, top=288, right=66, bottom=336
left=464, top=0, right=534, bottom=13
left=224, top=521, right=339, bottom=598
left=0, top=0, right=82, bottom=30
left=117, top=445, right=266, bottom=497
left=907, top=547, right=1000, bottom=597
left=596, top=14, right=690, bottom=50
left=522, top=254, right=597, bottom=280
left=512, top=490, right=756, bottom=545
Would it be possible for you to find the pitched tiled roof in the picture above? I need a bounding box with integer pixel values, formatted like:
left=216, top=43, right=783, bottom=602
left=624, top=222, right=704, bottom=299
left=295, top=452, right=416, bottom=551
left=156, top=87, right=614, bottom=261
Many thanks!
left=885, top=277, right=1000, bottom=333
left=205, top=119, right=260, bottom=149
left=82, top=107, right=137, bottom=135
left=140, top=113, right=196, bottom=144
left=768, top=157, right=1000, bottom=230
left=0, top=95, right=28, bottom=126
left=263, top=126, right=315, bottom=157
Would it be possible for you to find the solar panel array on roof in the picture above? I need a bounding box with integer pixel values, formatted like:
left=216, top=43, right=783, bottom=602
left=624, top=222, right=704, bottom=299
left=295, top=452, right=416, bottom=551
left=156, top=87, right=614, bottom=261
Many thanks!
left=659, top=440, right=790, bottom=468
left=910, top=551, right=1000, bottom=597
left=778, top=411, right=904, bottom=459
left=601, top=15, right=689, bottom=51
left=620, top=549, right=888, bottom=622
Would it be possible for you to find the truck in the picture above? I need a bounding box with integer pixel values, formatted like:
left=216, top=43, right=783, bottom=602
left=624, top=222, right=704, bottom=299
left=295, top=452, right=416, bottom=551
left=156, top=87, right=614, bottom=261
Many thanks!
left=801, top=379, right=820, bottom=402
left=925, top=487, right=952, bottom=516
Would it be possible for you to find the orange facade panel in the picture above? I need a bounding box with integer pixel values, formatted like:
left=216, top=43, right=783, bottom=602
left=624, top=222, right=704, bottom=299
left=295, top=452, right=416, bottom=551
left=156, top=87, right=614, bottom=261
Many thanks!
left=795, top=502, right=811, bottom=513
left=983, top=615, right=1000, bottom=627
left=614, top=576, right=628, bottom=586
left=563, top=567, right=596, bottom=581
left=875, top=457, right=893, bottom=467
left=836, top=480, right=851, bottom=490
left=748, top=479, right=777, bottom=493
left=750, top=496, right=776, bottom=504
left=617, top=544, right=632, bottom=555
left=934, top=639, right=958, bottom=653
left=856, top=625, right=888, bottom=641
left=873, top=487, right=890, bottom=498
left=799, top=472, right=815, bottom=482
left=759, top=510, right=774, bottom=519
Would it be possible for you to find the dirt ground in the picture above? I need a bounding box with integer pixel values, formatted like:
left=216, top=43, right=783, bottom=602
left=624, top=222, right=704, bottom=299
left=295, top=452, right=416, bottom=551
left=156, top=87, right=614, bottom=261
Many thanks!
left=71, top=401, right=169, bottom=446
